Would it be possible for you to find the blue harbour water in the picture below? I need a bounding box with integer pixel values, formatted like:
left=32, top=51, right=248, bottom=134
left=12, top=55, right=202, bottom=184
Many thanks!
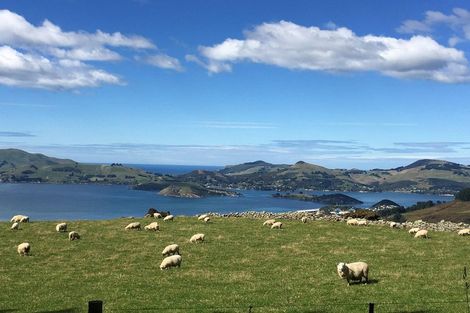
left=0, top=164, right=454, bottom=221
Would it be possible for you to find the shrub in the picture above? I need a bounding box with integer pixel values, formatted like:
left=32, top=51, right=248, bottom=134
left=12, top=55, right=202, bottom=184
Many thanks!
left=456, top=188, right=470, bottom=201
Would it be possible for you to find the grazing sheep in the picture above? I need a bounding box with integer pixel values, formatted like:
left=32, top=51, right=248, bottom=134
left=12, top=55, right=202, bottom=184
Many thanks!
left=11, top=222, right=19, bottom=230
left=301, top=217, right=308, bottom=223
left=144, top=222, right=160, bottom=231
left=271, top=222, right=283, bottom=229
left=337, top=262, right=369, bottom=285
left=203, top=216, right=211, bottom=223
left=389, top=222, right=399, bottom=228
left=125, top=222, right=141, bottom=230
left=408, top=227, right=420, bottom=234
left=162, top=244, right=180, bottom=256
left=458, top=228, right=470, bottom=236
left=160, top=255, right=182, bottom=270
left=163, top=215, right=174, bottom=221
left=190, top=233, right=205, bottom=243
left=198, top=214, right=209, bottom=220
left=357, top=220, right=368, bottom=226
left=346, top=219, right=358, bottom=226
left=153, top=213, right=162, bottom=219
left=17, top=242, right=31, bottom=256
left=414, top=229, right=428, bottom=239
left=56, top=222, right=67, bottom=233
left=263, top=219, right=276, bottom=226
left=69, top=231, right=80, bottom=241
left=11, top=215, right=29, bottom=223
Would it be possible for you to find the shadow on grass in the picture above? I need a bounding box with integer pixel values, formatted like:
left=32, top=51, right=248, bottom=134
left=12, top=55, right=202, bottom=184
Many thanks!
left=35, top=308, right=79, bottom=313
left=348, top=279, right=379, bottom=285
left=0, top=310, right=18, bottom=313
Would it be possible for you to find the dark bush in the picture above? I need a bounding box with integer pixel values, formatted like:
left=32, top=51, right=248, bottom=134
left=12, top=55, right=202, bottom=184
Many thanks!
left=344, top=209, right=380, bottom=220
left=456, top=188, right=470, bottom=201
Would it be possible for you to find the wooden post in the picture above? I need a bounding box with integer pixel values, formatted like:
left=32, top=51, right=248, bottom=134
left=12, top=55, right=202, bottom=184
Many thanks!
left=88, top=300, right=103, bottom=313
left=368, top=302, right=374, bottom=313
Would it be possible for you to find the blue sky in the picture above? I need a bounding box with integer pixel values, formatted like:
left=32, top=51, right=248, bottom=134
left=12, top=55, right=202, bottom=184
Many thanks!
left=1, top=0, right=470, bottom=168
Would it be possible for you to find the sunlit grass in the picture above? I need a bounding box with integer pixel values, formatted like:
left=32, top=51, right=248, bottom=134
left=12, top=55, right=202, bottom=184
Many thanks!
left=0, top=217, right=469, bottom=312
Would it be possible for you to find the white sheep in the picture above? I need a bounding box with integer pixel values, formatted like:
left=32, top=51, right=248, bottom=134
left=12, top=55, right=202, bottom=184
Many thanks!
left=389, top=222, right=399, bottom=228
left=203, top=216, right=211, bottom=223
left=346, top=219, right=358, bottom=226
left=337, top=262, right=369, bottom=285
left=10, top=215, right=29, bottom=223
left=162, top=244, right=180, bottom=256
left=56, top=222, right=67, bottom=233
left=144, top=222, right=160, bottom=231
left=357, top=220, right=368, bottom=226
left=414, top=229, right=428, bottom=239
left=271, top=222, right=283, bottom=229
left=190, top=233, right=205, bottom=243
left=125, top=222, right=141, bottom=230
left=163, top=215, right=174, bottom=221
left=19, top=216, right=30, bottom=223
left=458, top=228, right=470, bottom=236
left=160, top=255, right=182, bottom=270
left=153, top=213, right=162, bottom=219
left=301, top=217, right=308, bottom=223
left=17, top=242, right=31, bottom=256
left=69, top=231, right=80, bottom=241
left=11, top=222, right=19, bottom=230
left=263, top=219, right=276, bottom=226
left=408, top=227, right=420, bottom=234
left=198, top=214, right=209, bottom=220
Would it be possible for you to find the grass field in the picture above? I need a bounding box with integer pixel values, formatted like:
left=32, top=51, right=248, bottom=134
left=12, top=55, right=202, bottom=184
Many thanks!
left=1, top=217, right=469, bottom=313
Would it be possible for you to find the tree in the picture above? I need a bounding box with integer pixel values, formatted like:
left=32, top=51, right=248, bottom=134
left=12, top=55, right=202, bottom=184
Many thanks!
left=455, top=188, right=470, bottom=201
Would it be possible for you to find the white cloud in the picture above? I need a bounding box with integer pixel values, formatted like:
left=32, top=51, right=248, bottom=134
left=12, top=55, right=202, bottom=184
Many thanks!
left=141, top=54, right=184, bottom=71
left=197, top=20, right=470, bottom=83
left=0, top=45, right=122, bottom=89
left=0, top=10, right=155, bottom=50
left=0, top=9, right=181, bottom=89
left=397, top=8, right=470, bottom=46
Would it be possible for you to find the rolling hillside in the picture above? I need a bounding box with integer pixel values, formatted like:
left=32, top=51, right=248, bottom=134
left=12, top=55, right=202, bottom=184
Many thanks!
left=0, top=148, right=171, bottom=185
left=405, top=200, right=470, bottom=223
left=181, top=159, right=470, bottom=193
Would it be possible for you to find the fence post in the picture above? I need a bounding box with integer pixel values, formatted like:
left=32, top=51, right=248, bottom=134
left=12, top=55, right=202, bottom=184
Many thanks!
left=88, top=300, right=103, bottom=313
left=368, top=302, right=374, bottom=313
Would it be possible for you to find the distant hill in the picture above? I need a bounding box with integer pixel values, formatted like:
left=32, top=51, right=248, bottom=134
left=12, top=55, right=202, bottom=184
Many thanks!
left=404, top=200, right=470, bottom=223
left=0, top=148, right=171, bottom=185
left=179, top=159, right=470, bottom=193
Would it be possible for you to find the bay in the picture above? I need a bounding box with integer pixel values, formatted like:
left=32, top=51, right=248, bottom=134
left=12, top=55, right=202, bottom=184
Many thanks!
left=0, top=183, right=453, bottom=221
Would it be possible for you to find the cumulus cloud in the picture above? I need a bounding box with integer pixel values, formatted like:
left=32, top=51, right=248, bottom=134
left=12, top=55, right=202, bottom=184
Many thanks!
left=196, top=20, right=470, bottom=83
left=140, top=54, right=184, bottom=71
left=0, top=9, right=180, bottom=89
left=397, top=8, right=470, bottom=46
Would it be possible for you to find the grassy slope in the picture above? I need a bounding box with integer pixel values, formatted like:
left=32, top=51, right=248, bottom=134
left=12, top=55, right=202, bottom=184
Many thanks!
left=0, top=218, right=469, bottom=313
left=405, top=200, right=470, bottom=223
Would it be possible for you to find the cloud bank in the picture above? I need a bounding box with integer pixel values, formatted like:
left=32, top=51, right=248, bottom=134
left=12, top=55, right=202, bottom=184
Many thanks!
left=0, top=10, right=180, bottom=89
left=194, top=20, right=470, bottom=83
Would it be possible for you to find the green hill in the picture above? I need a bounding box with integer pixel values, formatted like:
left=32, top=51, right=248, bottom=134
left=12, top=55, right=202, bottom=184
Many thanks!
left=181, top=159, right=470, bottom=193
left=405, top=200, right=470, bottom=223
left=0, top=148, right=169, bottom=185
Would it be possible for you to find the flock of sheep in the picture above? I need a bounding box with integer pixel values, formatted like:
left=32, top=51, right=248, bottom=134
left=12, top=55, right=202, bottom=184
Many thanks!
left=10, top=215, right=81, bottom=256
left=8, top=212, right=470, bottom=285
left=125, top=212, right=206, bottom=270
